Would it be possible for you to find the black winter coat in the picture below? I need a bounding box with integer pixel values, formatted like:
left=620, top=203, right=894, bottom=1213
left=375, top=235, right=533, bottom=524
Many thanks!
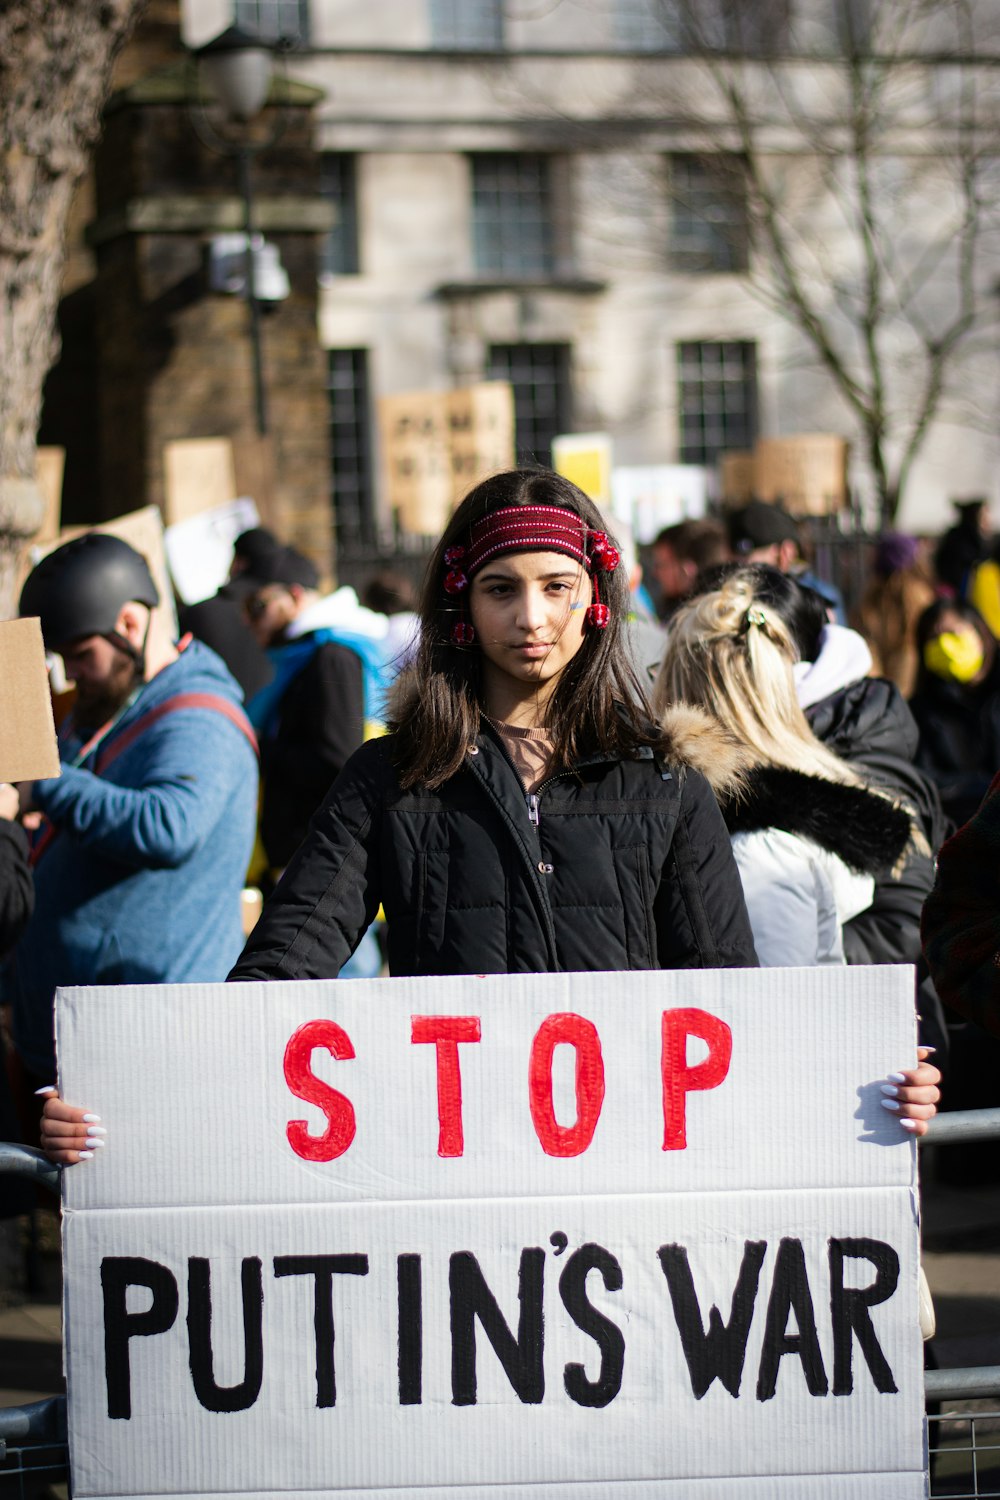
left=806, top=677, right=945, bottom=966
left=909, top=659, right=1000, bottom=831
left=231, top=725, right=759, bottom=981
left=259, top=639, right=365, bottom=868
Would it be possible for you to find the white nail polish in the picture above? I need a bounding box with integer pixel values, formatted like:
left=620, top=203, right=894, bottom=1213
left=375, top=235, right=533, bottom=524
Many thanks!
left=881, top=1098, right=901, bottom=1112
left=881, top=1083, right=899, bottom=1097
left=886, top=1072, right=907, bottom=1083
left=86, top=1125, right=107, bottom=1136
left=920, top=1046, right=937, bottom=1055
left=82, top=1114, right=102, bottom=1123
left=78, top=1150, right=94, bottom=1160
left=34, top=1085, right=57, bottom=1096
left=899, top=1119, right=919, bottom=1132
left=86, top=1137, right=106, bottom=1148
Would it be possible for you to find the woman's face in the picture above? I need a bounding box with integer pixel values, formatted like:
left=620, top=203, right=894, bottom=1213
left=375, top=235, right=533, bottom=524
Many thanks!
left=468, top=549, right=590, bottom=708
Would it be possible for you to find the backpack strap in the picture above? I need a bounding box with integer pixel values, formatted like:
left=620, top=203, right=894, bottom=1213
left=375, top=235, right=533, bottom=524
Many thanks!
left=94, top=692, right=258, bottom=774
left=29, top=693, right=258, bottom=868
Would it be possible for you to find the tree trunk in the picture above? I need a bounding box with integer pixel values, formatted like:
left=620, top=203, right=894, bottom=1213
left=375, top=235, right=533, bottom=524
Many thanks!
left=0, top=0, right=146, bottom=617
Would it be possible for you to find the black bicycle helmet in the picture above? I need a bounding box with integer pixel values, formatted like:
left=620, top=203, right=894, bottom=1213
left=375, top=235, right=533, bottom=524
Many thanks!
left=20, top=533, right=159, bottom=652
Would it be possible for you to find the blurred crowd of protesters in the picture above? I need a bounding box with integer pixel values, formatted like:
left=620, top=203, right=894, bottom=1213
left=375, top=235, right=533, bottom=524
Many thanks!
left=20, top=471, right=1000, bottom=1189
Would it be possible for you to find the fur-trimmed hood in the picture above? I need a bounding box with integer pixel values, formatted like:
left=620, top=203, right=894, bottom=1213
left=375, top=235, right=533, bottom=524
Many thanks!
left=658, top=702, right=751, bottom=803
left=659, top=702, right=911, bottom=877
left=724, top=767, right=911, bottom=877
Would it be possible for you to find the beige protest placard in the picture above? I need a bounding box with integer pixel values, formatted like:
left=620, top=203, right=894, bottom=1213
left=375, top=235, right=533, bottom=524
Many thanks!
left=0, top=617, right=60, bottom=782
left=754, top=435, right=849, bottom=516
left=720, top=451, right=755, bottom=507
left=379, top=390, right=453, bottom=535
left=447, top=381, right=515, bottom=507
left=35, top=448, right=65, bottom=544
left=380, top=383, right=516, bottom=534
left=163, top=439, right=238, bottom=526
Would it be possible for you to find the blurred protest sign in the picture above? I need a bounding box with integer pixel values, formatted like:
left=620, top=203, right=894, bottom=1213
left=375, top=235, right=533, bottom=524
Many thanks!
left=163, top=439, right=238, bottom=526
left=35, top=448, right=65, bottom=544
left=380, top=382, right=515, bottom=534
left=720, top=437, right=849, bottom=516
left=59, top=967, right=924, bottom=1498
left=165, top=497, right=260, bottom=606
left=552, top=433, right=613, bottom=504
left=0, top=618, right=60, bottom=782
left=754, top=436, right=849, bottom=516
left=612, top=465, right=709, bottom=544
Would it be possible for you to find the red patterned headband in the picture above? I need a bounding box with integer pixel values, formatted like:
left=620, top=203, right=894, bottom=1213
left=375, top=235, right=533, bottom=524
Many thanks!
left=442, top=505, right=619, bottom=643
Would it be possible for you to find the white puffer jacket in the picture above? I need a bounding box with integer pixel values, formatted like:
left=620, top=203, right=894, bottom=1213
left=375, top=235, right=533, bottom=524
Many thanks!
left=730, top=828, right=874, bottom=967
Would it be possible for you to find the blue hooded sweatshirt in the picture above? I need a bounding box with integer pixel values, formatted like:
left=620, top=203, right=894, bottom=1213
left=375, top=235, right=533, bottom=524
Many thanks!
left=6, top=639, right=259, bottom=1078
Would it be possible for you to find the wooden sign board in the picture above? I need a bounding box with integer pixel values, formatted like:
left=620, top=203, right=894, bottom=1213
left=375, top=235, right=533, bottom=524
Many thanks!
left=753, top=436, right=849, bottom=516
left=163, top=439, right=238, bottom=527
left=0, top=618, right=60, bottom=782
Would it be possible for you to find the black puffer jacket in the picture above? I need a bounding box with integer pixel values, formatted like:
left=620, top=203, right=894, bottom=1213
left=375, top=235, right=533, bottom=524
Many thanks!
left=806, top=677, right=944, bottom=966
left=231, top=720, right=758, bottom=980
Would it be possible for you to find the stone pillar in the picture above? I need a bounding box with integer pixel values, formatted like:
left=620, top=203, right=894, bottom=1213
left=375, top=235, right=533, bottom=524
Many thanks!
left=88, top=63, right=334, bottom=572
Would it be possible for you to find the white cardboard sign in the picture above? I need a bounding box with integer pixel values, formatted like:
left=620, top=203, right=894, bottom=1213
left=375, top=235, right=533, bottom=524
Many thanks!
left=57, top=968, right=925, bottom=1498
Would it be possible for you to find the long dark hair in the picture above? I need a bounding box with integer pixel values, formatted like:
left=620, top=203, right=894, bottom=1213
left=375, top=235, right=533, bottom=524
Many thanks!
left=389, top=467, right=656, bottom=789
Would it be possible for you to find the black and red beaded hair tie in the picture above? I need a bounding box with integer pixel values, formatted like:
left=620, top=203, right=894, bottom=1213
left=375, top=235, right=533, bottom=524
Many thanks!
left=442, top=505, right=619, bottom=646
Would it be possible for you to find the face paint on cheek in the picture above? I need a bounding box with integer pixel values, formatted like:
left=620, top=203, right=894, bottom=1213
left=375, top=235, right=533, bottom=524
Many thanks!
left=569, top=602, right=585, bottom=611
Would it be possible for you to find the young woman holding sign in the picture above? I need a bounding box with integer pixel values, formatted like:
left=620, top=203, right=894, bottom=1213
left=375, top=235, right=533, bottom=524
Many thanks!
left=41, top=468, right=938, bottom=1160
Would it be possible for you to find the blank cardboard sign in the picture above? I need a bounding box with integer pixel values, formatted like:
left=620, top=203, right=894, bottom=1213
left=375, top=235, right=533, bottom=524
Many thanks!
left=0, top=617, right=60, bottom=782
left=56, top=968, right=927, bottom=1499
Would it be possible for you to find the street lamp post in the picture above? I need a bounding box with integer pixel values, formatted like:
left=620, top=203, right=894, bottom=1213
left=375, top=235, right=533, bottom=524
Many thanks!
left=190, top=27, right=281, bottom=437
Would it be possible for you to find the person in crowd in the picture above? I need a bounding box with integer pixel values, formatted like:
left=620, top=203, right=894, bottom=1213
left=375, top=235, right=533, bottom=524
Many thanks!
left=362, top=568, right=420, bottom=675
left=41, top=469, right=939, bottom=1162
left=653, top=568, right=919, bottom=971
left=923, top=773, right=1000, bottom=1041
left=909, top=598, right=1000, bottom=830
left=9, top=533, right=258, bottom=1099
left=854, top=532, right=936, bottom=699
left=178, top=526, right=279, bottom=702
left=615, top=518, right=667, bottom=686
left=727, top=498, right=846, bottom=623
left=243, top=544, right=391, bottom=878
left=0, top=783, right=32, bottom=956
left=933, top=497, right=991, bottom=598
left=650, top=517, right=730, bottom=620
left=966, top=533, right=1000, bottom=640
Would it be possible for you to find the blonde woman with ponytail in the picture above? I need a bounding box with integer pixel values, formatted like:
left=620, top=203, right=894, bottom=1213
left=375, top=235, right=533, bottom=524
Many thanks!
left=653, top=569, right=914, bottom=969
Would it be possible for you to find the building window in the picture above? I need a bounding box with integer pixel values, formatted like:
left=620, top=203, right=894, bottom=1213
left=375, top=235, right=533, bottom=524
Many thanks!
left=327, top=350, right=374, bottom=548
left=669, top=155, right=749, bottom=273
left=487, top=344, right=571, bottom=464
left=430, top=0, right=503, bottom=49
left=471, top=155, right=556, bottom=277
left=234, top=0, right=310, bottom=44
left=677, top=341, right=757, bottom=466
left=614, top=0, right=682, bottom=51
left=319, top=154, right=359, bottom=278
left=685, top=0, right=790, bottom=54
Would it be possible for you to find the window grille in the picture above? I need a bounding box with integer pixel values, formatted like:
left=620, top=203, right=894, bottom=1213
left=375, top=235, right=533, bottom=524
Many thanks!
left=487, top=344, right=571, bottom=465
left=677, top=341, right=757, bottom=466
left=471, top=155, right=555, bottom=277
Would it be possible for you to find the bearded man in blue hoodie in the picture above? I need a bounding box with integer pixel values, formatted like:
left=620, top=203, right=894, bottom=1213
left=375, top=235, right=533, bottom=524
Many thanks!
left=8, top=534, right=259, bottom=1090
